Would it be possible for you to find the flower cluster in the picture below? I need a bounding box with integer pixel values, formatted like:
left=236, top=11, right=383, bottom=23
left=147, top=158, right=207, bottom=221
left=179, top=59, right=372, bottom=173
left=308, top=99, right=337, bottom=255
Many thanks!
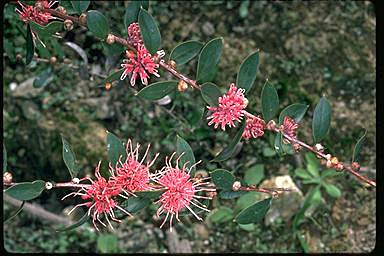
left=16, top=1, right=56, bottom=26
left=280, top=116, right=299, bottom=142
left=242, top=115, right=266, bottom=140
left=62, top=139, right=214, bottom=231
left=127, top=22, right=143, bottom=49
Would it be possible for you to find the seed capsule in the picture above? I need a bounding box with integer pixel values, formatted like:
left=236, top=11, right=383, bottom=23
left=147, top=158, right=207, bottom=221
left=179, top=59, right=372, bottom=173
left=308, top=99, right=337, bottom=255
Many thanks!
left=64, top=19, right=74, bottom=31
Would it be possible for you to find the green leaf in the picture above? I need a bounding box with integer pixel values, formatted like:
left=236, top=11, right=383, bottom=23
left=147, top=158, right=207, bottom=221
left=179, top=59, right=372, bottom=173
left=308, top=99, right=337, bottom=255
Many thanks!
left=99, top=69, right=124, bottom=86
left=294, top=168, right=312, bottom=180
left=235, top=192, right=260, bottom=213
left=219, top=190, right=247, bottom=199
left=244, top=164, right=264, bottom=185
left=305, top=153, right=320, bottom=178
left=208, top=206, right=233, bottom=223
left=236, top=50, right=260, bottom=94
left=321, top=169, right=337, bottom=178
left=56, top=213, right=90, bottom=232
left=4, top=201, right=25, bottom=224
left=169, top=40, right=204, bottom=65
left=262, top=147, right=276, bottom=157
left=97, top=234, right=118, bottom=253
left=3, top=144, right=7, bottom=173
left=323, top=183, right=341, bottom=198
left=135, top=190, right=163, bottom=200
left=124, top=0, right=149, bottom=28
left=261, top=80, right=279, bottom=121
left=235, top=198, right=272, bottom=224
left=33, top=67, right=54, bottom=88
left=278, top=103, right=309, bottom=125
left=352, top=129, right=367, bottom=163
left=196, top=37, right=224, bottom=83
left=200, top=82, right=222, bottom=106
left=312, top=96, right=332, bottom=143
left=4, top=39, right=15, bottom=61
left=71, top=0, right=90, bottom=13
left=26, top=23, right=34, bottom=65
left=293, top=186, right=322, bottom=229
left=102, top=42, right=125, bottom=57
left=212, top=120, right=246, bottom=162
left=297, top=232, right=310, bottom=253
left=118, top=196, right=151, bottom=214
left=210, top=169, right=235, bottom=190
left=5, top=180, right=45, bottom=201
left=137, top=81, right=177, bottom=101
left=30, top=21, right=63, bottom=38
left=86, top=10, right=109, bottom=39
left=238, top=223, right=255, bottom=231
left=61, top=136, right=78, bottom=179
left=176, top=135, right=196, bottom=174
left=274, top=133, right=285, bottom=155
left=138, top=8, right=161, bottom=54
left=107, top=131, right=126, bottom=167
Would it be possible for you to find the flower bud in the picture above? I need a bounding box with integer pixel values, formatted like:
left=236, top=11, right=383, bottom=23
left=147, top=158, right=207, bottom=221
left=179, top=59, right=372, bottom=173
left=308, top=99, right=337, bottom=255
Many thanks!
left=72, top=178, right=80, bottom=184
left=177, top=80, right=188, bottom=92
left=293, top=143, right=301, bottom=152
left=55, top=6, right=67, bottom=15
left=314, top=143, right=324, bottom=152
left=79, top=13, right=87, bottom=27
left=335, top=163, right=344, bottom=172
left=64, top=19, right=74, bottom=31
left=351, top=162, right=360, bottom=171
left=45, top=181, right=53, bottom=190
left=242, top=98, right=249, bottom=108
left=105, top=82, right=112, bottom=90
left=106, top=34, right=115, bottom=44
left=16, top=53, right=23, bottom=62
left=325, top=154, right=332, bottom=160
left=331, top=157, right=339, bottom=165
left=34, top=1, right=43, bottom=10
left=3, top=172, right=13, bottom=183
left=266, top=120, right=276, bottom=130
left=169, top=60, right=177, bottom=69
left=326, top=160, right=332, bottom=168
left=50, top=56, right=57, bottom=65
left=232, top=181, right=241, bottom=191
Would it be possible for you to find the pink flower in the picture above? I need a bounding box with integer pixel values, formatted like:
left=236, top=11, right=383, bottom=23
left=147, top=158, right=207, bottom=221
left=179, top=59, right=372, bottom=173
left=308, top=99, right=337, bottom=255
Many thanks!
left=207, top=83, right=247, bottom=131
left=281, top=116, right=299, bottom=142
left=152, top=153, right=215, bottom=231
left=127, top=22, right=143, bottom=49
left=109, top=139, right=159, bottom=194
left=15, top=1, right=56, bottom=26
left=120, top=45, right=161, bottom=86
left=62, top=161, right=132, bottom=231
left=242, top=115, right=266, bottom=140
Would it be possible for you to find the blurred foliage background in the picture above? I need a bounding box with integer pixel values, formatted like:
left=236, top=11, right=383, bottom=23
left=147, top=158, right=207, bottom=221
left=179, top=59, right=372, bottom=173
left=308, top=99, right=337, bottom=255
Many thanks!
left=3, top=0, right=375, bottom=253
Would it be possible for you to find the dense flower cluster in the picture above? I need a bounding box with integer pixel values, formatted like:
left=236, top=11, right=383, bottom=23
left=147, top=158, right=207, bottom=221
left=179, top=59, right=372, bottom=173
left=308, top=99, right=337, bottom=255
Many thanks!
left=242, top=115, right=266, bottom=140
left=280, top=116, right=299, bottom=142
left=127, top=22, right=143, bottom=49
left=16, top=1, right=56, bottom=26
left=207, top=83, right=247, bottom=131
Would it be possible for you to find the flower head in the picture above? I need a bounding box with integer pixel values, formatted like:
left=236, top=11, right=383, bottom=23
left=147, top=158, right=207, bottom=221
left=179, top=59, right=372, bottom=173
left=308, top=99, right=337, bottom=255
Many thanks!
left=120, top=45, right=161, bottom=86
left=242, top=115, right=266, bottom=140
left=207, top=83, right=247, bottom=131
left=15, top=1, right=56, bottom=26
left=152, top=153, right=215, bottom=231
left=281, top=116, right=299, bottom=142
left=127, top=22, right=143, bottom=49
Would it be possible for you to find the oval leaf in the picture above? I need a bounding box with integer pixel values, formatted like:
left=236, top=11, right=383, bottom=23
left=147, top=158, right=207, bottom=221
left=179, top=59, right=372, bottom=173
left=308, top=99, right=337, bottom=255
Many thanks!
left=86, top=10, right=109, bottom=39
left=279, top=103, right=309, bottom=125
left=137, top=81, right=177, bottom=101
left=235, top=197, right=272, bottom=224
left=261, top=80, right=279, bottom=122
left=5, top=180, right=45, bottom=201
left=209, top=206, right=233, bottom=223
left=244, top=164, right=264, bottom=185
left=213, top=119, right=246, bottom=162
left=236, top=50, right=260, bottom=94
left=61, top=136, right=78, bottom=179
left=352, top=129, right=367, bottom=163
left=169, top=40, right=204, bottom=65
left=176, top=135, right=196, bottom=174
left=210, top=169, right=235, bottom=190
left=33, top=67, right=54, bottom=88
left=30, top=21, right=63, bottom=38
left=196, top=37, right=224, bottom=83
left=138, top=8, right=161, bottom=54
left=323, top=183, right=341, bottom=198
left=219, top=190, right=247, bottom=199
left=107, top=131, right=126, bottom=167
left=56, top=213, right=90, bottom=232
left=118, top=196, right=151, bottom=215
left=124, top=0, right=149, bottom=28
left=71, top=0, right=90, bottom=14
left=312, top=96, right=331, bottom=143
left=99, top=69, right=124, bottom=87
left=26, top=23, right=34, bottom=65
left=201, top=82, right=222, bottom=106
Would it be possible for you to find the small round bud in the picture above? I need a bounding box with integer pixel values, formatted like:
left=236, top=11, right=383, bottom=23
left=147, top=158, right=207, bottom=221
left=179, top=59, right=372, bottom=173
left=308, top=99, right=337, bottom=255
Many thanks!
left=72, top=178, right=80, bottom=184
left=16, top=53, right=23, bottom=62
left=106, top=34, right=115, bottom=44
left=3, top=172, right=13, bottom=183
left=314, top=143, right=324, bottom=152
left=351, top=162, right=360, bottom=171
left=335, top=163, right=344, bottom=172
left=232, top=181, right=241, bottom=191
left=177, top=80, right=188, bottom=92
left=293, top=143, right=301, bottom=152
left=45, top=182, right=53, bottom=190
left=326, top=160, right=332, bottom=168
left=49, top=56, right=57, bottom=65
left=79, top=13, right=87, bottom=27
left=331, top=157, right=339, bottom=165
left=169, top=60, right=177, bottom=69
left=266, top=120, right=276, bottom=130
left=64, top=19, right=74, bottom=31
left=105, top=82, right=112, bottom=90
left=242, top=98, right=249, bottom=108
left=325, top=154, right=332, bottom=160
left=55, top=6, right=67, bottom=15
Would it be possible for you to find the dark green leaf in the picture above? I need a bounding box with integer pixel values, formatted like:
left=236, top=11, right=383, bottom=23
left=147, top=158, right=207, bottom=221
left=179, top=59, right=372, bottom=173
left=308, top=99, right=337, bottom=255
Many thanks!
left=235, top=192, right=260, bottom=213
left=293, top=186, right=321, bottom=229
left=61, top=136, right=78, bottom=179
left=261, top=80, right=279, bottom=121
left=124, top=0, right=149, bottom=28
left=26, top=23, right=34, bottom=65
left=71, top=0, right=90, bottom=13
left=210, top=169, right=235, bottom=190
left=33, top=67, right=54, bottom=88
left=200, top=82, right=222, bottom=106
left=297, top=232, right=310, bottom=253
left=100, top=69, right=124, bottom=87
left=323, top=183, right=341, bottom=198
left=107, top=131, right=126, bottom=167
left=4, top=201, right=25, bottom=224
left=135, top=190, right=163, bottom=199
left=137, top=81, right=177, bottom=100
left=352, top=129, right=367, bottom=163
left=5, top=180, right=45, bottom=201
left=138, top=8, right=161, bottom=54
left=294, top=168, right=312, bottom=180
left=176, top=135, right=196, bottom=174
left=244, top=164, right=264, bottom=185
left=235, top=198, right=272, bottom=224
left=86, top=10, right=109, bottom=39
left=208, top=206, right=233, bottom=223
left=262, top=147, right=276, bottom=157
left=102, top=42, right=124, bottom=57
left=212, top=119, right=246, bottom=162
left=30, top=21, right=62, bottom=38
left=56, top=213, right=90, bottom=232
left=169, top=40, right=204, bottom=65
left=219, top=190, right=247, bottom=199
left=97, top=234, right=118, bottom=253
left=4, top=39, right=15, bottom=61
left=196, top=37, right=224, bottom=83
left=321, top=169, right=338, bottom=178
left=3, top=144, right=7, bottom=173
left=274, top=133, right=284, bottom=155
left=312, top=96, right=332, bottom=143
left=278, top=103, right=309, bottom=125
left=119, top=196, right=151, bottom=214
left=236, top=50, right=259, bottom=94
